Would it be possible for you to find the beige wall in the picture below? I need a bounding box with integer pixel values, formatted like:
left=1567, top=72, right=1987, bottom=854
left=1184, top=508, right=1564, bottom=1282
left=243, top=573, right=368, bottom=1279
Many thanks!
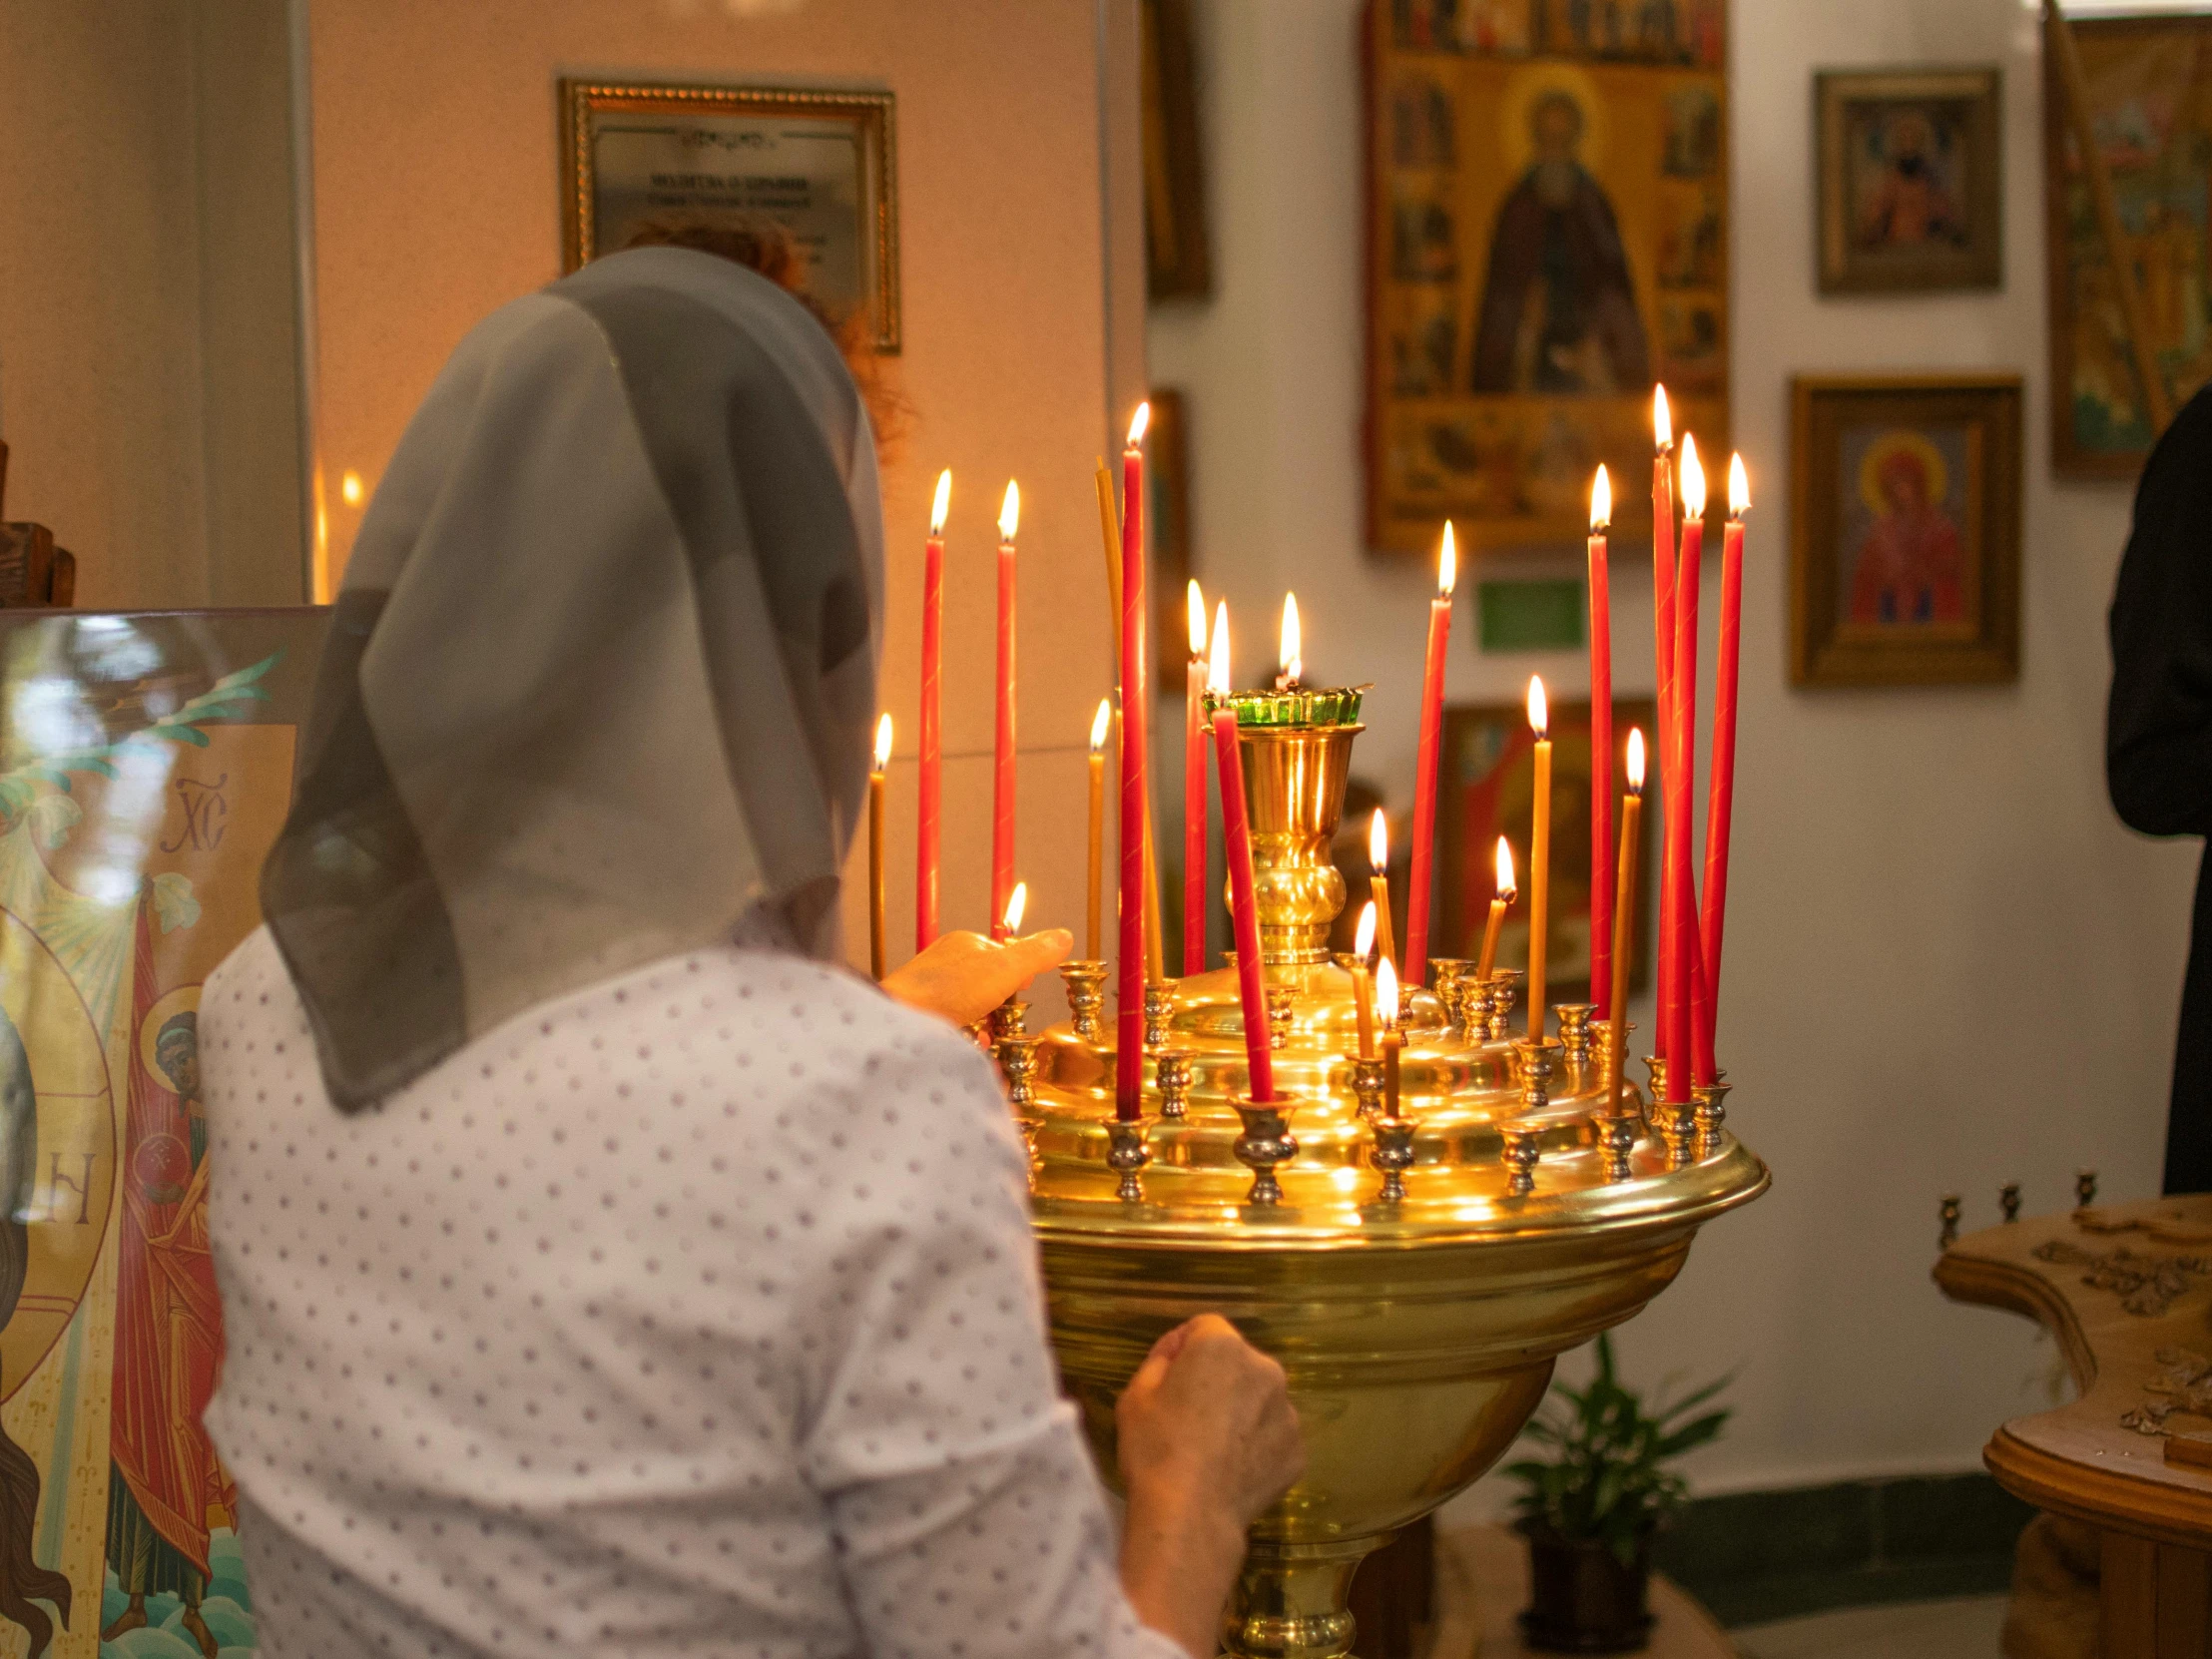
left=0, top=0, right=304, bottom=610
left=1151, top=0, right=2192, bottom=1499
left=305, top=0, right=1135, bottom=977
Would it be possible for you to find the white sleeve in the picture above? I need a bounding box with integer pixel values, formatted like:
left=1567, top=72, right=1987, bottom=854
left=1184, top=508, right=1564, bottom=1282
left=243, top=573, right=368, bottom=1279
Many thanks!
left=794, top=1015, right=1188, bottom=1659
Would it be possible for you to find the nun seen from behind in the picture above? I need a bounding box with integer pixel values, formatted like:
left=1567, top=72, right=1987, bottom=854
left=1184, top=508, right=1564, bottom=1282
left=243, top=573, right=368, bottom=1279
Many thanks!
left=200, top=246, right=1302, bottom=1659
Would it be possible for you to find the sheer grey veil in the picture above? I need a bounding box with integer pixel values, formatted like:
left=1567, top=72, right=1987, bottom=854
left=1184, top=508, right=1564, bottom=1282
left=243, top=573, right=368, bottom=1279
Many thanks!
left=263, top=247, right=883, bottom=1111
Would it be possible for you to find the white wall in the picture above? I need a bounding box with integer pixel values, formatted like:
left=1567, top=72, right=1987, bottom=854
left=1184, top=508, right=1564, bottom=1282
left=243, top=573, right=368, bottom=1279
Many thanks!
left=0, top=0, right=304, bottom=609
left=1150, top=0, right=2194, bottom=1497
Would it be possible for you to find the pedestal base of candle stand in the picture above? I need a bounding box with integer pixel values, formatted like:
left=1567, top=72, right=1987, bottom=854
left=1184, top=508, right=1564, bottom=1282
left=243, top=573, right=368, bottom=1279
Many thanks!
left=1410, top=1525, right=1732, bottom=1659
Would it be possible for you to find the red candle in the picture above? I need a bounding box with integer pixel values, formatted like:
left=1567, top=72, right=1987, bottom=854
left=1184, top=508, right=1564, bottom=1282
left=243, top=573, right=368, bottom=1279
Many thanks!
left=1668, top=437, right=1708, bottom=1097
left=1701, top=455, right=1749, bottom=1061
left=1209, top=612, right=1275, bottom=1102
left=1184, top=579, right=1209, bottom=976
left=916, top=469, right=949, bottom=950
left=1404, top=523, right=1456, bottom=986
left=1586, top=466, right=1614, bottom=1010
left=1116, top=406, right=1152, bottom=1121
left=990, top=481, right=1020, bottom=939
left=1650, top=386, right=1678, bottom=1065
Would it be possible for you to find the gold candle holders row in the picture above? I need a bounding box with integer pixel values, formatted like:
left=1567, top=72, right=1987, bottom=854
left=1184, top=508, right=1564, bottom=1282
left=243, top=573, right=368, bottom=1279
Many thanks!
left=1011, top=705, right=1766, bottom=1659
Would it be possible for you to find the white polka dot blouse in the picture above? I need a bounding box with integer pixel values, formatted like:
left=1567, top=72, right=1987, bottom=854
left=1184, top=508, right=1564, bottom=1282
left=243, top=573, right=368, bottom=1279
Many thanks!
left=201, top=921, right=1186, bottom=1659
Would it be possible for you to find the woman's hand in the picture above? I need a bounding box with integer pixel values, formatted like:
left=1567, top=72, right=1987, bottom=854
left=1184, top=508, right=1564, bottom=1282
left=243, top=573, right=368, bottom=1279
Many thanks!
left=1115, top=1315, right=1305, bottom=1657
left=879, top=928, right=1073, bottom=1028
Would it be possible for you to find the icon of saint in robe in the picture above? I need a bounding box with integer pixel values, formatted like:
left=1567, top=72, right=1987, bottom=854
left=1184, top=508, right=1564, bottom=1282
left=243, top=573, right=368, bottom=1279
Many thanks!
left=1470, top=90, right=1651, bottom=394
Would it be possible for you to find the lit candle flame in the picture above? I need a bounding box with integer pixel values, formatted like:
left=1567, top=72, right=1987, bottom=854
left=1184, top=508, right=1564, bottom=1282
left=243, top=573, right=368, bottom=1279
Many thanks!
left=1679, top=434, right=1707, bottom=516
left=1653, top=383, right=1672, bottom=452
left=872, top=712, right=893, bottom=772
left=1089, top=697, right=1112, bottom=754
left=1208, top=602, right=1232, bottom=696
left=1370, top=808, right=1389, bottom=875
left=1279, top=593, right=1303, bottom=686
left=1526, top=676, right=1548, bottom=741
left=339, top=469, right=365, bottom=507
left=998, top=481, right=1020, bottom=541
left=1356, top=899, right=1378, bottom=960
left=1729, top=452, right=1751, bottom=520
left=1128, top=400, right=1152, bottom=447
left=1438, top=523, right=1457, bottom=598
left=1376, top=956, right=1399, bottom=1030
left=930, top=468, right=952, bottom=535
left=1590, top=464, right=1611, bottom=530
left=1188, top=579, right=1207, bottom=657
left=1626, top=727, right=1646, bottom=794
left=1003, top=880, right=1028, bottom=935
left=1494, top=834, right=1516, bottom=900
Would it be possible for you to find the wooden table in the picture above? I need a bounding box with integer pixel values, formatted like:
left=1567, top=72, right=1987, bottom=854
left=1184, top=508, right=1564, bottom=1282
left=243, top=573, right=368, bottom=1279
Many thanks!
left=1936, top=1194, right=2212, bottom=1656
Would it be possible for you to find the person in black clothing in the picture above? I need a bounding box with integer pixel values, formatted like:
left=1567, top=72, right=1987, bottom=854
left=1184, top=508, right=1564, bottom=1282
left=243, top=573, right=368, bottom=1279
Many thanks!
left=2108, top=385, right=2212, bottom=1193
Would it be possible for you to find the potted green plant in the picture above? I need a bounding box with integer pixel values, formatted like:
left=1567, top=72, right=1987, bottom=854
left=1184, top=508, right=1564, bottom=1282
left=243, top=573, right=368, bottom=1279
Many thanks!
left=1504, top=1334, right=1731, bottom=1653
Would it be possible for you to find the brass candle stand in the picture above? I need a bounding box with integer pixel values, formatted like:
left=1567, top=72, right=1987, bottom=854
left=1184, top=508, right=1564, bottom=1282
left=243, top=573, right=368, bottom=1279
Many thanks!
left=1019, top=690, right=1766, bottom=1659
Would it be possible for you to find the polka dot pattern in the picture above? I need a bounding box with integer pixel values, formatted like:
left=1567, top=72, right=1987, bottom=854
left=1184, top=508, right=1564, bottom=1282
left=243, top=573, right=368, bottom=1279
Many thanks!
left=202, top=923, right=1183, bottom=1659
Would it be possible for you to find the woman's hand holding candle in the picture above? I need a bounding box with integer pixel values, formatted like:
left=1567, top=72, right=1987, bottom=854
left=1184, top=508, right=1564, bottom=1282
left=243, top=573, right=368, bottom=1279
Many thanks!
left=881, top=927, right=1074, bottom=1028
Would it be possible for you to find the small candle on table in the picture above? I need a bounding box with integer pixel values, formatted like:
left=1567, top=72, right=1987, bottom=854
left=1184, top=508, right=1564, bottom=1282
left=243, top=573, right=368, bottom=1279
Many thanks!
left=991, top=481, right=1021, bottom=939
left=1700, top=455, right=1749, bottom=1063
left=1476, top=835, right=1515, bottom=982
left=1670, top=437, right=1711, bottom=1092
left=1378, top=956, right=1402, bottom=1119
left=1650, top=386, right=1677, bottom=1065
left=1115, top=405, right=1153, bottom=1123
left=869, top=713, right=892, bottom=982
left=1184, top=580, right=1209, bottom=976
left=1208, top=610, right=1276, bottom=1103
left=916, top=470, right=950, bottom=951
left=1351, top=900, right=1379, bottom=1059
left=1405, top=523, right=1456, bottom=987
left=1586, top=466, right=1615, bottom=1010
left=1369, top=809, right=1397, bottom=970
left=1087, top=698, right=1111, bottom=961
left=1607, top=729, right=1646, bottom=1120
left=1525, top=676, right=1552, bottom=1040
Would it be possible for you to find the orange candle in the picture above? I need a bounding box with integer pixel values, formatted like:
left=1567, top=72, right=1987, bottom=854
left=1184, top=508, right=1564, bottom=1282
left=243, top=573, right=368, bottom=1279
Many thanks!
left=1608, top=730, right=1645, bottom=1119
left=1369, top=809, right=1396, bottom=971
left=990, top=482, right=1020, bottom=938
left=1476, top=835, right=1515, bottom=982
left=1378, top=957, right=1403, bottom=1118
left=1525, top=677, right=1551, bottom=1040
left=1087, top=698, right=1110, bottom=961
left=1405, top=524, right=1456, bottom=985
left=916, top=470, right=949, bottom=950
left=1351, top=900, right=1379, bottom=1060
left=869, top=713, right=891, bottom=981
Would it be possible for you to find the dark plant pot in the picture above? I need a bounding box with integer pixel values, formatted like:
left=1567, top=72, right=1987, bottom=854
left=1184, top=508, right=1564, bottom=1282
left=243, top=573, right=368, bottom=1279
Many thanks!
left=1515, top=1518, right=1654, bottom=1653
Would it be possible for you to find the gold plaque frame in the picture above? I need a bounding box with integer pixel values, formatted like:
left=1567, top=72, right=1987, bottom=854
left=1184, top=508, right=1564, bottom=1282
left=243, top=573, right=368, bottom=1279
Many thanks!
left=560, top=79, right=901, bottom=353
